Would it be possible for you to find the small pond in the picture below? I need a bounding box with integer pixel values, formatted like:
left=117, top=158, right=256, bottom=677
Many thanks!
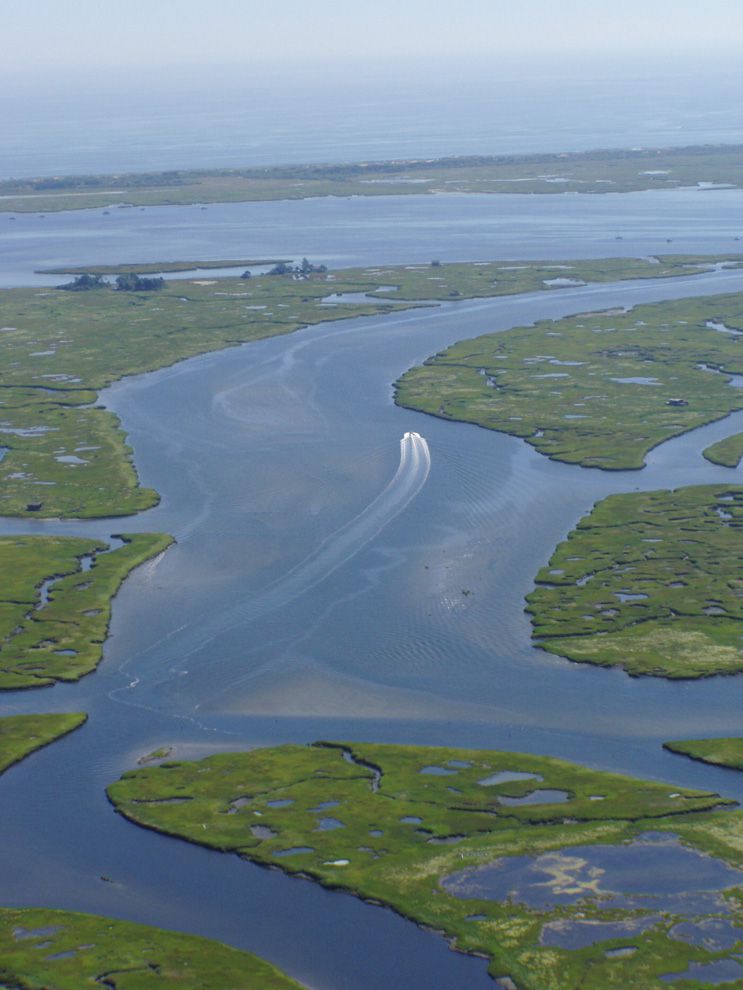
left=441, top=833, right=743, bottom=912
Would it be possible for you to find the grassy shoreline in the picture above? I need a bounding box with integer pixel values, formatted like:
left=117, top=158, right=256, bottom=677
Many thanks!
left=703, top=432, right=743, bottom=467
left=528, top=485, right=743, bottom=679
left=0, top=713, right=87, bottom=771
left=664, top=738, right=743, bottom=771
left=0, top=907, right=304, bottom=988
left=3, top=144, right=743, bottom=213
left=0, top=533, right=172, bottom=690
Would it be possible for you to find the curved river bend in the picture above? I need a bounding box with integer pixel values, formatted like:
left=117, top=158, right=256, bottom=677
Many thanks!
left=3, top=196, right=743, bottom=987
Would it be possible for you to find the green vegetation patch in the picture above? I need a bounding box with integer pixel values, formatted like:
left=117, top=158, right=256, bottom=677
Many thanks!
left=341, top=254, right=743, bottom=302
left=0, top=713, right=86, bottom=771
left=703, top=432, right=743, bottom=467
left=528, top=485, right=743, bottom=678
left=3, top=144, right=743, bottom=212
left=109, top=741, right=743, bottom=990
left=665, top=738, right=743, bottom=770
left=396, top=291, right=743, bottom=469
left=0, top=907, right=302, bottom=988
left=3, top=254, right=735, bottom=516
left=0, top=533, right=171, bottom=689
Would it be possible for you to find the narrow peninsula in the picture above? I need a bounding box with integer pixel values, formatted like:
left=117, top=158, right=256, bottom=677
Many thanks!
left=0, top=713, right=86, bottom=771
left=0, top=533, right=172, bottom=689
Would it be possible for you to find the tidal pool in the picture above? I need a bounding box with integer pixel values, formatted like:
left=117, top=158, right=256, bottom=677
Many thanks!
left=315, top=818, right=345, bottom=832
left=662, top=959, right=743, bottom=985
left=541, top=916, right=662, bottom=950
left=478, top=771, right=542, bottom=787
left=441, top=833, right=743, bottom=911
left=498, top=788, right=569, bottom=806
left=669, top=918, right=743, bottom=952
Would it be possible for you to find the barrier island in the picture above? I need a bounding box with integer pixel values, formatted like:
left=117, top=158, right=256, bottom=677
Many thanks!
left=2, top=144, right=743, bottom=213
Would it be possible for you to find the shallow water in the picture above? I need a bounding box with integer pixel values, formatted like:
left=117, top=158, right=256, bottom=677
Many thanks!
left=661, top=959, right=743, bottom=985
left=498, top=789, right=569, bottom=806
left=670, top=918, right=743, bottom=952
left=442, top=833, right=743, bottom=911
left=541, top=915, right=662, bottom=950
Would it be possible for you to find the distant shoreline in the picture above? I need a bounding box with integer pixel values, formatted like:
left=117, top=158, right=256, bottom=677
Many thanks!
left=3, top=143, right=743, bottom=213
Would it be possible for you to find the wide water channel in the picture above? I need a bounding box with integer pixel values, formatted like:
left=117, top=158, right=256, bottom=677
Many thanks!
left=3, top=194, right=743, bottom=987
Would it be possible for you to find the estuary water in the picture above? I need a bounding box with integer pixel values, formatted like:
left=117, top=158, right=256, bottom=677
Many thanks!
left=3, top=192, right=743, bottom=987
left=4, top=186, right=743, bottom=288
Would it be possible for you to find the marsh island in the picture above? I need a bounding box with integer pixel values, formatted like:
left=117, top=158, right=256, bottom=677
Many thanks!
left=109, top=741, right=743, bottom=990
left=396, top=292, right=743, bottom=470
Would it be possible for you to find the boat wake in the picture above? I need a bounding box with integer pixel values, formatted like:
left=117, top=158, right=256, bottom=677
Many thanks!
left=244, top=431, right=430, bottom=619
left=112, top=432, right=430, bottom=710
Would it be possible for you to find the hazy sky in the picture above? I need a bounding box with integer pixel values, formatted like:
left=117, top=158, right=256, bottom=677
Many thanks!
left=5, top=0, right=743, bottom=73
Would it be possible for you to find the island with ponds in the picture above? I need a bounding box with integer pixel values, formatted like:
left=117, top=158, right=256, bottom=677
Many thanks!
left=395, top=291, right=743, bottom=470
left=527, top=485, right=743, bottom=678
left=108, top=740, right=743, bottom=990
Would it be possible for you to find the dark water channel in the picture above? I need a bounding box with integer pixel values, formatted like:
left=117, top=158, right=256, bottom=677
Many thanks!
left=4, top=201, right=743, bottom=986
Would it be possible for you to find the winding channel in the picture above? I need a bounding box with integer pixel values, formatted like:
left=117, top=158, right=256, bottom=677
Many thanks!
left=3, top=196, right=743, bottom=987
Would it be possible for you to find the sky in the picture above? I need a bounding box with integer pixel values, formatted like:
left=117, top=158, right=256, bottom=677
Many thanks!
left=5, top=0, right=743, bottom=74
